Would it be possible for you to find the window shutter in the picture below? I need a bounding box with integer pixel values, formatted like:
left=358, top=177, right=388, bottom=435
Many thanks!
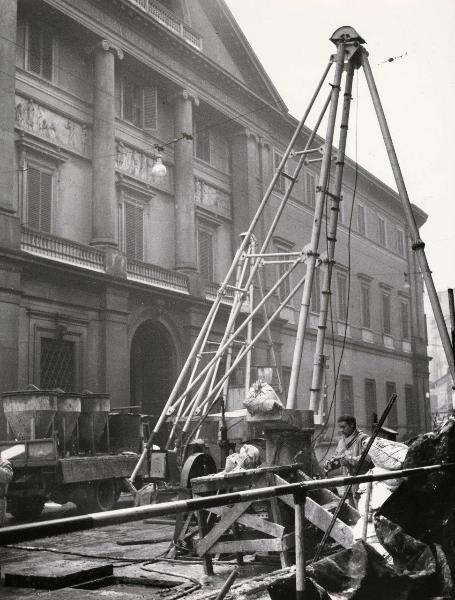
left=382, top=292, right=391, bottom=334
left=125, top=202, right=143, bottom=261
left=42, top=34, right=53, bottom=80
left=114, top=76, right=121, bottom=117
left=337, top=273, right=347, bottom=320
left=401, top=301, right=409, bottom=340
left=28, top=25, right=41, bottom=75
left=305, top=172, right=315, bottom=207
left=340, top=376, right=354, bottom=415
left=361, top=284, right=370, bottom=328
left=198, top=229, right=213, bottom=281
left=40, top=171, right=52, bottom=233
left=386, top=382, right=397, bottom=428
left=143, top=85, right=158, bottom=130
left=365, top=379, right=377, bottom=421
left=311, top=269, right=320, bottom=313
left=27, top=167, right=41, bottom=230
left=357, top=205, right=366, bottom=235
left=16, top=22, right=26, bottom=67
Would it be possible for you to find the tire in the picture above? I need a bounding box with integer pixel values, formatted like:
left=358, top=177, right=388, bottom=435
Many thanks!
left=8, top=496, right=46, bottom=521
left=76, top=479, right=118, bottom=514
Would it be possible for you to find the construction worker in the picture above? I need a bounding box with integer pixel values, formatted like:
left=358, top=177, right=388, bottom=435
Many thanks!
left=323, top=415, right=371, bottom=506
left=0, top=458, right=13, bottom=526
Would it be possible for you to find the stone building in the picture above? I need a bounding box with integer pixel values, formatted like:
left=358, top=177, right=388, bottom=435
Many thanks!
left=0, top=0, right=429, bottom=445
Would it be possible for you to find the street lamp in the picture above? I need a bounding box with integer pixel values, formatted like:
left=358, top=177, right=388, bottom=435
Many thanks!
left=151, top=145, right=167, bottom=179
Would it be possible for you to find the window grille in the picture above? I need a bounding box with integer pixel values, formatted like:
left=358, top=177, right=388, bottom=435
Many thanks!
left=197, top=228, right=214, bottom=280
left=124, top=202, right=144, bottom=261
left=40, top=338, right=75, bottom=391
left=28, top=24, right=53, bottom=80
left=26, top=167, right=52, bottom=233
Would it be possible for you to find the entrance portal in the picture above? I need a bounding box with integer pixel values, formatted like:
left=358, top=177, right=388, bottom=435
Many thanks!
left=130, top=320, right=177, bottom=444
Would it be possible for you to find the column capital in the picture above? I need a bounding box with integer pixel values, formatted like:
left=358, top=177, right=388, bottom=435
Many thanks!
left=258, top=136, right=272, bottom=150
left=230, top=128, right=259, bottom=143
left=93, top=39, right=124, bottom=60
left=169, top=88, right=199, bottom=107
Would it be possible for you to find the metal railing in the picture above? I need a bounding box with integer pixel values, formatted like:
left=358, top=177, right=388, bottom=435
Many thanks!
left=21, top=227, right=105, bottom=273
left=129, top=0, right=203, bottom=50
left=126, top=258, right=189, bottom=294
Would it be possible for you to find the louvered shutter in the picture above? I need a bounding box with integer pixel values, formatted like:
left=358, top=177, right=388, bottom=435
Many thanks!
left=27, top=167, right=41, bottom=230
left=198, top=229, right=213, bottom=281
left=114, top=76, right=121, bottom=117
left=143, top=86, right=157, bottom=130
left=125, top=202, right=144, bottom=260
left=28, top=25, right=41, bottom=75
left=40, top=172, right=52, bottom=233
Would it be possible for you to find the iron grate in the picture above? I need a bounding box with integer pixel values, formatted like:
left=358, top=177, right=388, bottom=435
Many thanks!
left=40, top=338, right=75, bottom=391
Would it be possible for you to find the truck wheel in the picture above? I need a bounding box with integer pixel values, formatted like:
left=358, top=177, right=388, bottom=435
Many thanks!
left=77, top=479, right=118, bottom=514
left=8, top=496, right=46, bottom=521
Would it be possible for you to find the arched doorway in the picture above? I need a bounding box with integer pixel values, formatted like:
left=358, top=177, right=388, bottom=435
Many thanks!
left=130, top=320, right=177, bottom=444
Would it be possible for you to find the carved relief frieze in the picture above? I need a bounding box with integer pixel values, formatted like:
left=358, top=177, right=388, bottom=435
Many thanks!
left=194, top=177, right=231, bottom=220
left=15, top=95, right=91, bottom=157
left=115, top=141, right=173, bottom=194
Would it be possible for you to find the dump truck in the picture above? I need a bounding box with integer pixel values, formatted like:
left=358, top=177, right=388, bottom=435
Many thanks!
left=0, top=387, right=155, bottom=520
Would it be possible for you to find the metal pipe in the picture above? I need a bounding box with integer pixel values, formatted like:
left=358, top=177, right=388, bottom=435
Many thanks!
left=448, top=289, right=455, bottom=381
left=361, top=482, right=372, bottom=541
left=361, top=50, right=455, bottom=384
left=294, top=491, right=306, bottom=599
left=2, top=461, right=455, bottom=546
left=215, top=568, right=239, bottom=600
left=313, top=392, right=398, bottom=561
left=309, top=59, right=356, bottom=413
left=287, top=43, right=346, bottom=409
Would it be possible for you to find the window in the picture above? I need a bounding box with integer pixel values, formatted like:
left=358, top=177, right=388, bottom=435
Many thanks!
left=405, top=384, right=418, bottom=431
left=194, top=114, right=211, bottom=163
left=386, top=381, right=398, bottom=428
left=400, top=300, right=409, bottom=340
left=273, top=151, right=286, bottom=193
left=357, top=204, right=366, bottom=235
left=305, top=171, right=316, bottom=208
left=377, top=216, right=386, bottom=246
left=340, top=375, right=354, bottom=415
left=310, top=269, right=321, bottom=313
left=26, top=166, right=52, bottom=232
left=365, top=379, right=377, bottom=423
left=337, top=272, right=347, bottom=321
left=276, top=248, right=291, bottom=304
left=40, top=338, right=75, bottom=391
left=27, top=23, right=53, bottom=81
left=396, top=228, right=405, bottom=257
left=124, top=201, right=144, bottom=261
left=360, top=283, right=371, bottom=329
left=382, top=291, right=391, bottom=334
left=197, top=227, right=214, bottom=281
left=118, top=76, right=157, bottom=130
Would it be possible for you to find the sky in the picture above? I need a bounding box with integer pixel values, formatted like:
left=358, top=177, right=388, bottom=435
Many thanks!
left=225, top=0, right=455, bottom=295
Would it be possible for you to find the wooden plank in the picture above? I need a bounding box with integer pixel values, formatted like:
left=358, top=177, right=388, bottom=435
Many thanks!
left=267, top=472, right=291, bottom=569
left=196, top=510, right=213, bottom=575
left=191, top=473, right=269, bottom=494
left=196, top=501, right=252, bottom=556
left=298, top=470, right=359, bottom=523
left=211, top=537, right=289, bottom=554
left=60, top=455, right=147, bottom=483
left=273, top=474, right=354, bottom=548
left=204, top=505, right=285, bottom=539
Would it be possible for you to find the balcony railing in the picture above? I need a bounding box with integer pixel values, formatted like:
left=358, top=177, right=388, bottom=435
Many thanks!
left=21, top=227, right=105, bottom=272
left=129, top=0, right=203, bottom=50
left=127, top=258, right=189, bottom=294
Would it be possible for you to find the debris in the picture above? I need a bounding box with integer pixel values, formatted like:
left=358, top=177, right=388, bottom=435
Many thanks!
left=243, top=381, right=283, bottom=415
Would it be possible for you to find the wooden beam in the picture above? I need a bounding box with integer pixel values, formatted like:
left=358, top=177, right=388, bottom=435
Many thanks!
left=196, top=501, right=252, bottom=556
left=210, top=534, right=294, bottom=555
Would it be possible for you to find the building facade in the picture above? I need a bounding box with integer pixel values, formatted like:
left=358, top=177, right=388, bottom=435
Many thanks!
left=426, top=291, right=454, bottom=423
left=0, top=0, right=429, bottom=445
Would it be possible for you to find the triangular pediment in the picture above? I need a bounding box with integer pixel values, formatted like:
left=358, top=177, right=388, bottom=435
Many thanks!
left=187, top=0, right=287, bottom=111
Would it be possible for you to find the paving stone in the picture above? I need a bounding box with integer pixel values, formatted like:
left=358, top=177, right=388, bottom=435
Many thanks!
left=3, top=560, right=113, bottom=590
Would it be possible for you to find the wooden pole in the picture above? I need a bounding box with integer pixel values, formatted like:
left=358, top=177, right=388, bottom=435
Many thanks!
left=293, top=490, right=306, bottom=599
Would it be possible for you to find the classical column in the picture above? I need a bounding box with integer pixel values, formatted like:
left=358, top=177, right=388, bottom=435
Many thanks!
left=91, top=40, right=123, bottom=248
left=230, top=129, right=259, bottom=244
left=173, top=89, right=198, bottom=273
left=0, top=0, right=19, bottom=249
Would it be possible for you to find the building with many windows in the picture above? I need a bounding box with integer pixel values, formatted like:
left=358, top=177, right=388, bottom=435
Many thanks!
left=0, top=0, right=429, bottom=445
